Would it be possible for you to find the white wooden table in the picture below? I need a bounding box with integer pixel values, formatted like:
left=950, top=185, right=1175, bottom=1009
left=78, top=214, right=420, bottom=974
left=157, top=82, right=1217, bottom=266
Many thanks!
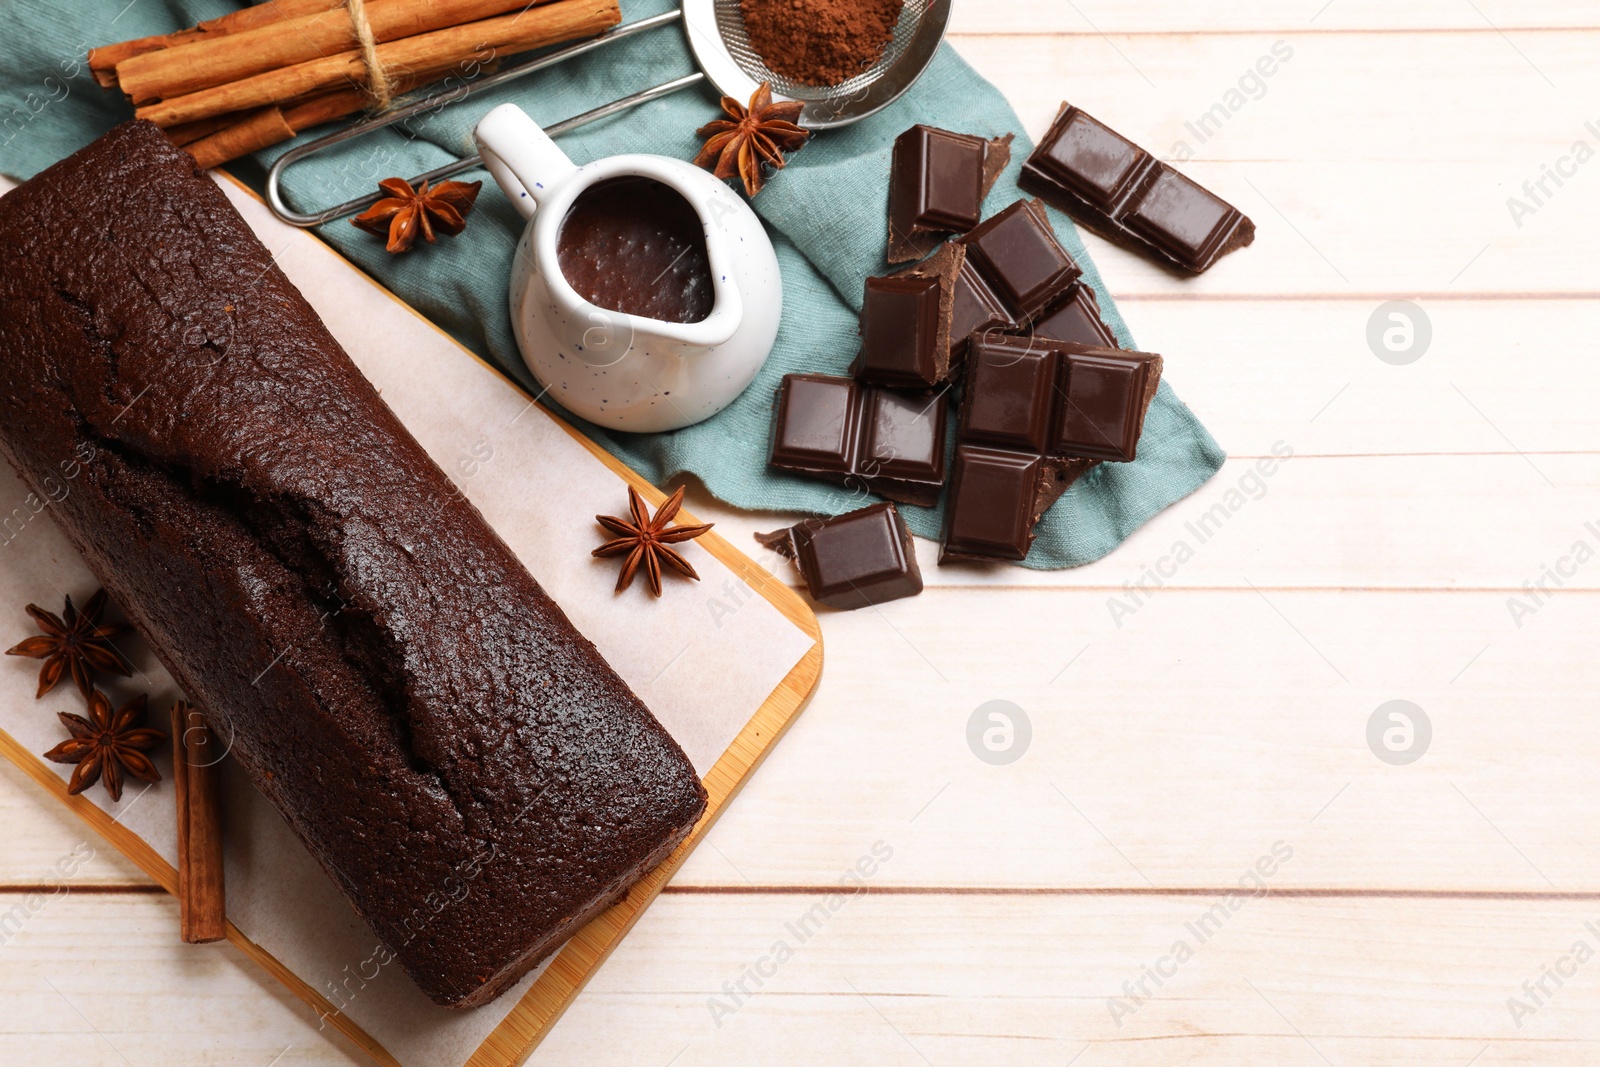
left=6, top=2, right=1600, bottom=1063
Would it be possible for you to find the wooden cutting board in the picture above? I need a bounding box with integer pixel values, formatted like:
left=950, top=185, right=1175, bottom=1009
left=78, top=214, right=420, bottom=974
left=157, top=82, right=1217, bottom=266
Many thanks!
left=0, top=171, right=821, bottom=1067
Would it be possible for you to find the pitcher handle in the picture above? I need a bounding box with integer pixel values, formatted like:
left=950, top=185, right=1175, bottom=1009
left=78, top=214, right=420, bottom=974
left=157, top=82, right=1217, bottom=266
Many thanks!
left=473, top=104, right=578, bottom=220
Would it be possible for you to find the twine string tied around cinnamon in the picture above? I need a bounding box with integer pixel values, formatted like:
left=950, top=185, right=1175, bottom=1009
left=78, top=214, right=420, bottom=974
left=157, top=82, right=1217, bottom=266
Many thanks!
left=345, top=0, right=395, bottom=110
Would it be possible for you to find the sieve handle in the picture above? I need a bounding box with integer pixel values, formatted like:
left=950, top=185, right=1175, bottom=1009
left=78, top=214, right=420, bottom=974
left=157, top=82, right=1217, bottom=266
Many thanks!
left=264, top=10, right=700, bottom=228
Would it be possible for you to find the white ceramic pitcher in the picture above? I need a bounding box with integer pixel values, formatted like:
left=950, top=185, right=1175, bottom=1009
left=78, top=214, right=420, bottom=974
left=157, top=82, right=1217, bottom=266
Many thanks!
left=474, top=103, right=782, bottom=432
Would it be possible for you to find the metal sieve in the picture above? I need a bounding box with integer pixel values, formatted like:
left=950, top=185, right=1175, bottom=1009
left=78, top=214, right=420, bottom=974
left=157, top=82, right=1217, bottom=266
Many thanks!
left=266, top=0, right=952, bottom=227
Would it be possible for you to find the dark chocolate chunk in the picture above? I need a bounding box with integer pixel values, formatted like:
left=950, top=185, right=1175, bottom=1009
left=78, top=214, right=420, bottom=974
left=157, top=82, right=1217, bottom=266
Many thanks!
left=960, top=199, right=1082, bottom=323
left=941, top=446, right=1043, bottom=562
left=854, top=241, right=966, bottom=388
left=892, top=126, right=984, bottom=234
left=960, top=335, right=1055, bottom=452
left=1050, top=347, right=1161, bottom=463
left=1122, top=167, right=1244, bottom=271
left=948, top=253, right=1014, bottom=363
left=1020, top=102, right=1255, bottom=274
left=888, top=126, right=1015, bottom=263
left=939, top=335, right=1163, bottom=564
left=1025, top=107, right=1150, bottom=214
left=1028, top=283, right=1118, bottom=349
left=857, top=274, right=942, bottom=388
left=769, top=373, right=859, bottom=475
left=757, top=503, right=924, bottom=610
left=769, top=373, right=949, bottom=507
left=864, top=386, right=947, bottom=483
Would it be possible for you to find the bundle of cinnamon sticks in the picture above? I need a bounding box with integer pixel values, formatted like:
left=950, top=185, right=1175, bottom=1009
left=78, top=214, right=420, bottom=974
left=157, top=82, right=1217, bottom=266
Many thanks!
left=89, top=0, right=622, bottom=169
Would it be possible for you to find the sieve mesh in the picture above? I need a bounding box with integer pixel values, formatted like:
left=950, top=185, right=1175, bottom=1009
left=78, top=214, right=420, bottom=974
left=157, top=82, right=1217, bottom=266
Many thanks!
left=712, top=0, right=933, bottom=101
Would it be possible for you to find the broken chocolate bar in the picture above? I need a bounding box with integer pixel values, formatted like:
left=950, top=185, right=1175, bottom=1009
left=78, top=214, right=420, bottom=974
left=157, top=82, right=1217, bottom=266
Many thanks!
left=769, top=373, right=949, bottom=508
left=940, top=334, right=1163, bottom=563
left=959, top=199, right=1082, bottom=324
left=889, top=125, right=1014, bottom=263
left=757, top=503, right=924, bottom=610
left=1020, top=102, right=1255, bottom=274
left=853, top=241, right=966, bottom=388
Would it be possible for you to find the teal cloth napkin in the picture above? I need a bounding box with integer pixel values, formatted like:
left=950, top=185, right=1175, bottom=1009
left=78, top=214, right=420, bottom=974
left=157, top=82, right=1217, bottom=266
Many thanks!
left=0, top=0, right=1224, bottom=568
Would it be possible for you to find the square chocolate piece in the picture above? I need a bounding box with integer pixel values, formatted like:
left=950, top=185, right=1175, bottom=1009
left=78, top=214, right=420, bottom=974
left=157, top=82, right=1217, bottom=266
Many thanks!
left=857, top=274, right=943, bottom=388
left=853, top=241, right=967, bottom=388
left=888, top=126, right=1015, bottom=263
left=864, top=387, right=948, bottom=485
left=941, top=446, right=1041, bottom=562
left=1051, top=347, right=1160, bottom=463
left=1030, top=283, right=1118, bottom=349
left=1026, top=107, right=1152, bottom=214
left=961, top=335, right=1056, bottom=452
left=1124, top=167, right=1242, bottom=272
left=770, top=374, right=858, bottom=474
left=891, top=125, right=986, bottom=236
left=961, top=199, right=1081, bottom=323
left=769, top=373, right=949, bottom=507
left=785, top=503, right=924, bottom=610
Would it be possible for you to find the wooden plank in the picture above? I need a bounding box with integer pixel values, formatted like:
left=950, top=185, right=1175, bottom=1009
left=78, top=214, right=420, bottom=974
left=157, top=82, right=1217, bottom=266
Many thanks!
left=694, top=452, right=1600, bottom=590
left=539, top=892, right=1600, bottom=1065
left=11, top=891, right=1594, bottom=1066
left=0, top=759, right=147, bottom=886
left=0, top=893, right=361, bottom=1066
left=10, top=577, right=1599, bottom=896
left=656, top=584, right=1600, bottom=892
left=951, top=0, right=1600, bottom=36
left=951, top=28, right=1599, bottom=161
left=700, top=296, right=1600, bottom=461
left=1121, top=300, right=1600, bottom=459
left=947, top=31, right=1600, bottom=295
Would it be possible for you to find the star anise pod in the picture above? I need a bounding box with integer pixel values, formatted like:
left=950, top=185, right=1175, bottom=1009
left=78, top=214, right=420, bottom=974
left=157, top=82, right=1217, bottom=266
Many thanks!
left=351, top=177, right=482, bottom=254
left=44, top=689, right=165, bottom=802
left=593, top=485, right=714, bottom=597
left=7, top=589, right=130, bottom=699
left=693, top=82, right=809, bottom=198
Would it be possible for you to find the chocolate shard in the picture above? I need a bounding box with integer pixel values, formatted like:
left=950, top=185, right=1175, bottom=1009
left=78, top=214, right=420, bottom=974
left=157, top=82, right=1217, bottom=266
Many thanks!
left=959, top=198, right=1082, bottom=325
left=759, top=503, right=924, bottom=610
left=1026, top=282, right=1119, bottom=349
left=769, top=373, right=949, bottom=508
left=939, top=334, right=1163, bottom=565
left=853, top=240, right=966, bottom=389
left=1020, top=102, right=1255, bottom=274
left=888, top=125, right=1014, bottom=263
left=948, top=251, right=1015, bottom=365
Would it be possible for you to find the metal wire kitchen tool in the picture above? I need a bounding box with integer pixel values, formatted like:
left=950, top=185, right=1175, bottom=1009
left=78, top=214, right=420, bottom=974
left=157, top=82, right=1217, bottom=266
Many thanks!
left=265, top=0, right=952, bottom=227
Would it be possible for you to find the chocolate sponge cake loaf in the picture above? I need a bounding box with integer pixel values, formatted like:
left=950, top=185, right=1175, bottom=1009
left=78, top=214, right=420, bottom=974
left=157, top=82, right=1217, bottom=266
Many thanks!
left=0, top=121, right=706, bottom=1008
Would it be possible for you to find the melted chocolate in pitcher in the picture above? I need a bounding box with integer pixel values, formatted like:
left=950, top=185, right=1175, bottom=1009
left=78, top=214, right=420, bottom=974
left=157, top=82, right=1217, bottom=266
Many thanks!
left=556, top=177, right=714, bottom=324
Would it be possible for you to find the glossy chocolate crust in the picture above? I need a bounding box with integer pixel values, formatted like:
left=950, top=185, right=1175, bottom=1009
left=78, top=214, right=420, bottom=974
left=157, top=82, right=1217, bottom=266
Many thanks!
left=0, top=122, right=706, bottom=1009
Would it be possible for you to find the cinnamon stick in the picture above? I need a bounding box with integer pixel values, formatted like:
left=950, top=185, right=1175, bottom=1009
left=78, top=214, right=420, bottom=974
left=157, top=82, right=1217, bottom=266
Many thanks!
left=88, top=30, right=206, bottom=88
left=183, top=108, right=296, bottom=171
left=171, top=700, right=226, bottom=944
left=137, top=0, right=621, bottom=129
left=117, top=0, right=552, bottom=107
left=181, top=56, right=497, bottom=170
left=164, top=113, right=241, bottom=149
left=89, top=0, right=344, bottom=89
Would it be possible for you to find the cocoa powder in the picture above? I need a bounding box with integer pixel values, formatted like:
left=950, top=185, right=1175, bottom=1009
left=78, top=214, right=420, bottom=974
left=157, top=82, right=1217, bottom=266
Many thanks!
left=739, top=0, right=907, bottom=87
